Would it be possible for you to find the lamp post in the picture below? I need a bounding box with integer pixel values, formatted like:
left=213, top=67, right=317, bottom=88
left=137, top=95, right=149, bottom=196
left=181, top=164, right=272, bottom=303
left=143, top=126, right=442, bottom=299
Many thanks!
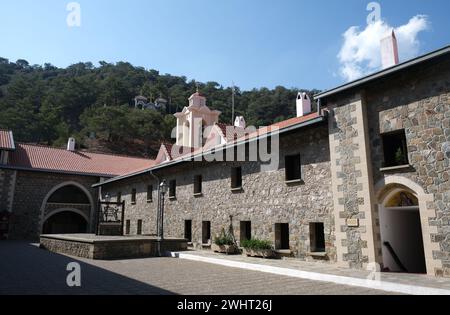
left=157, top=180, right=168, bottom=257
left=159, top=180, right=168, bottom=240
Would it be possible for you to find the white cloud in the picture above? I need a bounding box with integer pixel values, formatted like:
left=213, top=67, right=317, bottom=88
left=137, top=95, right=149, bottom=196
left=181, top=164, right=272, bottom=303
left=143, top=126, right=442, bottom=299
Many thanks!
left=338, top=15, right=430, bottom=82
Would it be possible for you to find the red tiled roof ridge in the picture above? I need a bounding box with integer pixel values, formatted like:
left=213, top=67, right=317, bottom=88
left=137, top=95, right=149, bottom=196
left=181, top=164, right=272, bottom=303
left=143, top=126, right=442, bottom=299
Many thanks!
left=16, top=142, right=152, bottom=161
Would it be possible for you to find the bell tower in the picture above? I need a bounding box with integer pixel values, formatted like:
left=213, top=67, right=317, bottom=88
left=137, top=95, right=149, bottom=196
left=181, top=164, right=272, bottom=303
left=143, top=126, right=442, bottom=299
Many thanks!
left=174, top=91, right=221, bottom=148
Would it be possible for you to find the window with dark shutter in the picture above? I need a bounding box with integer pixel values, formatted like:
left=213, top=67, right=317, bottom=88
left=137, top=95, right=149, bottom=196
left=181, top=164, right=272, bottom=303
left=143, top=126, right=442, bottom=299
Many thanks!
left=381, top=130, right=409, bottom=167
left=285, top=154, right=302, bottom=181
left=169, top=180, right=176, bottom=198
left=231, top=167, right=242, bottom=189
left=194, top=175, right=202, bottom=195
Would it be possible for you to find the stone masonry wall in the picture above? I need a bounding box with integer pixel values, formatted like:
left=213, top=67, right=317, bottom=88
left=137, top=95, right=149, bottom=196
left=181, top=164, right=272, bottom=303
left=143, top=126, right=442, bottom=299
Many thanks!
left=101, top=123, right=335, bottom=261
left=101, top=173, right=159, bottom=237
left=0, top=168, right=16, bottom=213
left=366, top=56, right=450, bottom=276
left=9, top=171, right=99, bottom=240
left=327, top=94, right=378, bottom=269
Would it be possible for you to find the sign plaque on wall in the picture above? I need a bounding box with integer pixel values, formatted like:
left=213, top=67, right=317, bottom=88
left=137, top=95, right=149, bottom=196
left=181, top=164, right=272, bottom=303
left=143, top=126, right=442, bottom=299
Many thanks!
left=346, top=218, right=360, bottom=227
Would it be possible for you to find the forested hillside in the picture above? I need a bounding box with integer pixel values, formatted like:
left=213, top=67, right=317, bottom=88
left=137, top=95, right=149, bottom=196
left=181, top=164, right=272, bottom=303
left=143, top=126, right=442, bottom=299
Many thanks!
left=0, top=58, right=319, bottom=157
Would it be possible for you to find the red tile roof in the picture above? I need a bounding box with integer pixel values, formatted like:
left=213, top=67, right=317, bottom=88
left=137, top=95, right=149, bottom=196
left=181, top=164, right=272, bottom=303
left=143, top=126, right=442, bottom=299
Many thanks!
left=271, top=112, right=320, bottom=130
left=0, top=130, right=15, bottom=150
left=161, top=143, right=195, bottom=160
left=6, top=143, right=155, bottom=177
left=169, top=112, right=322, bottom=163
left=216, top=112, right=321, bottom=145
left=215, top=123, right=248, bottom=142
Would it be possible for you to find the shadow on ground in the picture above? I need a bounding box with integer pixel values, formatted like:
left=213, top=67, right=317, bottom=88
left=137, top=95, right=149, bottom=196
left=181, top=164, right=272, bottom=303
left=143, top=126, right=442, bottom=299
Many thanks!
left=0, top=241, right=175, bottom=295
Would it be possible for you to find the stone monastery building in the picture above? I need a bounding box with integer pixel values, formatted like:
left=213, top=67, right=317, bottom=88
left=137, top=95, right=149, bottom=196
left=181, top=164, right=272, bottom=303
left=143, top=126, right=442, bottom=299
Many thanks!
left=1, top=44, right=450, bottom=278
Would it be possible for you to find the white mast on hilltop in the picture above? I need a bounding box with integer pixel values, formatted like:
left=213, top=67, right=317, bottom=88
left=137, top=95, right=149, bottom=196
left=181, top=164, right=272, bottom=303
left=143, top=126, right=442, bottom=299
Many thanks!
left=231, top=82, right=236, bottom=125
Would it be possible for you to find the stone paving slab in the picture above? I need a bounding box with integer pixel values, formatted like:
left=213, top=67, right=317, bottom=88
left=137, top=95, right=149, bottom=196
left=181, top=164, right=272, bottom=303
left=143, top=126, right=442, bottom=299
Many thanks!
left=171, top=250, right=450, bottom=294
left=0, top=241, right=394, bottom=295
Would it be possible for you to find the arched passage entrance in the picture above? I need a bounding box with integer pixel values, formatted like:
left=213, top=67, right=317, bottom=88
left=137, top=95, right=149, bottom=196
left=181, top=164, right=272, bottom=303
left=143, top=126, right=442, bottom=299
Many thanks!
left=40, top=182, right=94, bottom=235
left=42, top=210, right=88, bottom=234
left=378, top=183, right=427, bottom=274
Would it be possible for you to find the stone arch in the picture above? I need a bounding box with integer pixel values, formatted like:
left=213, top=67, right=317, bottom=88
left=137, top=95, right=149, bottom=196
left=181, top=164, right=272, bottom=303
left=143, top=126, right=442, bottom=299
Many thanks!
left=39, top=181, right=95, bottom=234
left=42, top=209, right=89, bottom=235
left=374, top=175, right=441, bottom=276
left=42, top=208, right=90, bottom=224
left=375, top=175, right=426, bottom=202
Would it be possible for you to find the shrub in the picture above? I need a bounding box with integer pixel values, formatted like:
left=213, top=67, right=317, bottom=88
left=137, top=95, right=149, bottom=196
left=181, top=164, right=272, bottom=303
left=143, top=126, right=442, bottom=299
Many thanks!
left=214, top=229, right=235, bottom=246
left=241, top=239, right=273, bottom=250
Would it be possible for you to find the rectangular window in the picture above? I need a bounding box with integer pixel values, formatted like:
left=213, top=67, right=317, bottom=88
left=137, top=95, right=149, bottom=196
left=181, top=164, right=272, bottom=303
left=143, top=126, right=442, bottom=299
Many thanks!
left=137, top=220, right=143, bottom=235
left=125, top=220, right=131, bottom=235
left=381, top=130, right=409, bottom=167
left=184, top=220, right=192, bottom=243
left=131, top=189, right=137, bottom=204
left=240, top=221, right=252, bottom=243
left=169, top=180, right=176, bottom=198
left=231, top=167, right=242, bottom=189
left=285, top=154, right=302, bottom=181
left=202, top=221, right=211, bottom=245
left=310, top=223, right=326, bottom=253
left=117, top=192, right=122, bottom=203
left=147, top=185, right=153, bottom=202
left=194, top=175, right=202, bottom=195
left=275, top=223, right=290, bottom=250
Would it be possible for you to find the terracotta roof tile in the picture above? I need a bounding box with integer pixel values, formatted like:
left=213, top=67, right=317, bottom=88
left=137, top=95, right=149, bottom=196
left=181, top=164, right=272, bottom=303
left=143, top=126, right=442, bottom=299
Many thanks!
left=0, top=130, right=15, bottom=150
left=215, top=123, right=248, bottom=142
left=162, top=143, right=195, bottom=160
left=270, top=112, right=320, bottom=130
left=7, top=143, right=155, bottom=176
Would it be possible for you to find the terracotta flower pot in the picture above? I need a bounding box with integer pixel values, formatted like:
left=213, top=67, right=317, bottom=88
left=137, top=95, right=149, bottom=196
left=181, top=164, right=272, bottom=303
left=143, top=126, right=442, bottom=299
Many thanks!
left=212, top=243, right=239, bottom=255
left=243, top=248, right=274, bottom=258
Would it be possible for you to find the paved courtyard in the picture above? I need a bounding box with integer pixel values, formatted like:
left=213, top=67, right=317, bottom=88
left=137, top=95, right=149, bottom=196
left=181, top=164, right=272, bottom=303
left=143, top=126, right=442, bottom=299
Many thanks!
left=0, top=242, right=395, bottom=295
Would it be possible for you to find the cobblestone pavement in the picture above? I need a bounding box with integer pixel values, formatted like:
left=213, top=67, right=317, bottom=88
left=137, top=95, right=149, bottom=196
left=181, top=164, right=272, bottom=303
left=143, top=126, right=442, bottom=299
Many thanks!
left=0, top=242, right=395, bottom=295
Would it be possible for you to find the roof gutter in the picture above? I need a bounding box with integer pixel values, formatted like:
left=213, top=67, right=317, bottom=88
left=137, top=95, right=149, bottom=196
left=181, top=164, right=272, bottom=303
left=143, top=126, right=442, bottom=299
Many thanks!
left=92, top=114, right=327, bottom=188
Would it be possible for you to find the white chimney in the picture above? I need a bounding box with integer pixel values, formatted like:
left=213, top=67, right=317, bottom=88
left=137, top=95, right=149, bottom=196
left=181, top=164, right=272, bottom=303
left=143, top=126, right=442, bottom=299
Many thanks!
left=296, top=92, right=311, bottom=117
left=67, top=138, right=76, bottom=151
left=234, top=116, right=246, bottom=129
left=381, top=30, right=399, bottom=69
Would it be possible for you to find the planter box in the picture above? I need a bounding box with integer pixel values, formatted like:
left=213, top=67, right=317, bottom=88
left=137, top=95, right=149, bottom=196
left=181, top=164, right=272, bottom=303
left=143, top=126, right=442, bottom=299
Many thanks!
left=243, top=248, right=275, bottom=258
left=212, top=244, right=240, bottom=255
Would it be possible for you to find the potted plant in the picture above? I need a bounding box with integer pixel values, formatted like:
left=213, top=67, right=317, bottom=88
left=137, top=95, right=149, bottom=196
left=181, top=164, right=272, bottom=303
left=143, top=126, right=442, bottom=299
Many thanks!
left=212, top=229, right=239, bottom=255
left=241, top=239, right=275, bottom=258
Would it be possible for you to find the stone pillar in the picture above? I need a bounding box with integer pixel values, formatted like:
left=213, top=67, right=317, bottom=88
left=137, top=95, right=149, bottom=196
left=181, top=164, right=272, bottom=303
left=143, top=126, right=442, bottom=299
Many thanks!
left=0, top=169, right=16, bottom=213
left=328, top=92, right=378, bottom=269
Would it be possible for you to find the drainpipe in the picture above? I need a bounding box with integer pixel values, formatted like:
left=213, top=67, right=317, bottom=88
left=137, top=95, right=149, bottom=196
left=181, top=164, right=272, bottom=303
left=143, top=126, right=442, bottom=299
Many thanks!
left=149, top=171, right=161, bottom=234
left=149, top=170, right=162, bottom=256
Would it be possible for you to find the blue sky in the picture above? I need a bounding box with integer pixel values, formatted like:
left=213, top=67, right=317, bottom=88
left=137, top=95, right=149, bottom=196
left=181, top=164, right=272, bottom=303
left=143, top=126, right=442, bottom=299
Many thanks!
left=0, top=0, right=449, bottom=91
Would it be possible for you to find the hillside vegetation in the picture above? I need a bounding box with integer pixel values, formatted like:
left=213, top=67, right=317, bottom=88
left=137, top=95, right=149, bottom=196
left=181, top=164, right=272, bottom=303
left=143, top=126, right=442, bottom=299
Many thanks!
left=0, top=58, right=319, bottom=157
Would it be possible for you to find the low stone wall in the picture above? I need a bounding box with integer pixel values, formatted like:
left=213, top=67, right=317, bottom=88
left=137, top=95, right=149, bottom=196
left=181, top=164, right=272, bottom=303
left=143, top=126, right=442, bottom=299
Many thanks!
left=40, top=234, right=188, bottom=260
left=40, top=237, right=93, bottom=258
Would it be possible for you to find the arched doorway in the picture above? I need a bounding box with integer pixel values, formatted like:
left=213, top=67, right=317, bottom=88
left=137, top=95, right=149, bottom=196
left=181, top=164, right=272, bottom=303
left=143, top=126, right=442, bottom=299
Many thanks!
left=378, top=185, right=427, bottom=274
left=40, top=182, right=94, bottom=235
left=42, top=210, right=88, bottom=234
